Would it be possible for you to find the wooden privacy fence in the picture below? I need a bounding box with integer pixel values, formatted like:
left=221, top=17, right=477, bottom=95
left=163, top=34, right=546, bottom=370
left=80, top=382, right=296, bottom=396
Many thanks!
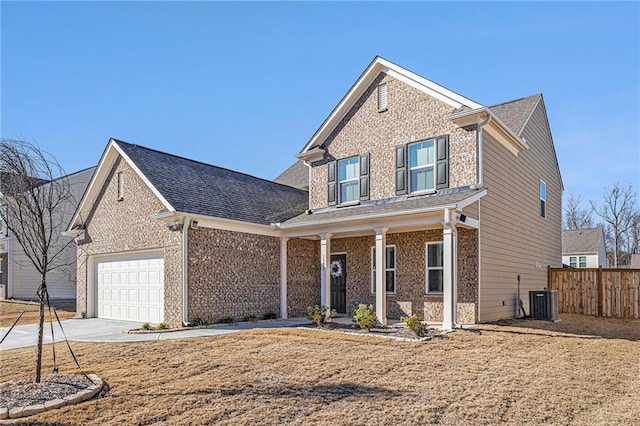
left=548, top=267, right=640, bottom=318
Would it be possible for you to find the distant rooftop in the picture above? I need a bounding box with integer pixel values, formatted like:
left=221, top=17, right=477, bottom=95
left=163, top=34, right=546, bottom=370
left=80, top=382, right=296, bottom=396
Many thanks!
left=562, top=228, right=604, bottom=254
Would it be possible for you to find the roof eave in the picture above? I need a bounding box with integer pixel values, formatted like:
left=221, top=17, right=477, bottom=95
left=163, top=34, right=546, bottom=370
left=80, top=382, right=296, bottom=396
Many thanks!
left=448, top=108, right=528, bottom=155
left=279, top=189, right=487, bottom=231
left=295, top=146, right=326, bottom=163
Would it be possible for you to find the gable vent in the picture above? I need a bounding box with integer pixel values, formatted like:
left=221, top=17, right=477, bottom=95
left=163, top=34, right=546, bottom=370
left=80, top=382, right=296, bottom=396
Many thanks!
left=378, top=83, right=388, bottom=111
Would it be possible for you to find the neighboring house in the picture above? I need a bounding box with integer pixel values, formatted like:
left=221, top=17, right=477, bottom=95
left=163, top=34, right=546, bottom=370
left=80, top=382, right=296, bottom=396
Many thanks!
left=68, top=57, right=563, bottom=329
left=562, top=227, right=607, bottom=268
left=0, top=167, right=95, bottom=300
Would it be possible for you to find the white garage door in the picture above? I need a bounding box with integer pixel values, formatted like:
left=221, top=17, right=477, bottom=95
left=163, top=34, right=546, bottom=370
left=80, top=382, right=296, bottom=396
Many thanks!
left=96, top=253, right=164, bottom=323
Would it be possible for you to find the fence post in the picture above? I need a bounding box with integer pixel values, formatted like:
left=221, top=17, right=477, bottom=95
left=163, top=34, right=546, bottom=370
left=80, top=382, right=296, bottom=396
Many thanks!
left=547, top=265, right=552, bottom=290
left=597, top=266, right=603, bottom=317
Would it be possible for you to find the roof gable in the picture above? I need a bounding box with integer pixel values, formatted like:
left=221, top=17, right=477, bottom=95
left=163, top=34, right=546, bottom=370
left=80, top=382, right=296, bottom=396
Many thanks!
left=273, top=160, right=309, bottom=190
left=489, top=94, right=541, bottom=136
left=299, top=56, right=482, bottom=154
left=69, top=139, right=309, bottom=230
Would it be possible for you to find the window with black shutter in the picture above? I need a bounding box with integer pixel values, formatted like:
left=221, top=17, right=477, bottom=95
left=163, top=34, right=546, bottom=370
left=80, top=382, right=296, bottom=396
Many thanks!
left=396, top=135, right=449, bottom=194
left=328, top=154, right=370, bottom=206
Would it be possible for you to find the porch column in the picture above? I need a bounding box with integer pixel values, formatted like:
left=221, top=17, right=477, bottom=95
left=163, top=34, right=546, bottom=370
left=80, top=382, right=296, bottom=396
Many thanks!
left=442, top=209, right=457, bottom=331
left=320, top=233, right=333, bottom=310
left=279, top=237, right=289, bottom=319
left=374, top=227, right=388, bottom=326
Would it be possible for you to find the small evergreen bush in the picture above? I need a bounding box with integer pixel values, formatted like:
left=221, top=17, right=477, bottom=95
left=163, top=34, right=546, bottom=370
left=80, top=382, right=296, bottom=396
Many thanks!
left=219, top=316, right=236, bottom=325
left=401, top=314, right=428, bottom=337
left=263, top=312, right=277, bottom=320
left=191, top=317, right=208, bottom=327
left=141, top=322, right=152, bottom=330
left=242, top=314, right=258, bottom=323
left=156, top=322, right=168, bottom=330
left=352, top=304, right=378, bottom=330
left=306, top=305, right=336, bottom=327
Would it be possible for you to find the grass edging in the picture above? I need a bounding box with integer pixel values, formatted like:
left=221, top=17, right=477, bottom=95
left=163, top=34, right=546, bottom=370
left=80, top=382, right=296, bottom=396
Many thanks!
left=124, top=318, right=299, bottom=334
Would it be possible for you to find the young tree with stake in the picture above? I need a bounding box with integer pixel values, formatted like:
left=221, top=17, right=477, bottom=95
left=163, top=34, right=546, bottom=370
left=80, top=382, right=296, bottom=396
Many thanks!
left=0, top=139, right=76, bottom=382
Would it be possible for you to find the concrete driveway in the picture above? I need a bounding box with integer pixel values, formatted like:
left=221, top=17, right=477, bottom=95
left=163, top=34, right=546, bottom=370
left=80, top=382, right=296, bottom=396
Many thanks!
left=0, top=317, right=310, bottom=351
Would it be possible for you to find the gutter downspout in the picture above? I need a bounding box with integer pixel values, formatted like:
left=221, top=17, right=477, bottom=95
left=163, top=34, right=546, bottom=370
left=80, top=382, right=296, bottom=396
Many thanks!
left=303, top=160, right=312, bottom=210
left=471, top=113, right=491, bottom=190
left=182, top=217, right=190, bottom=326
left=7, top=237, right=12, bottom=298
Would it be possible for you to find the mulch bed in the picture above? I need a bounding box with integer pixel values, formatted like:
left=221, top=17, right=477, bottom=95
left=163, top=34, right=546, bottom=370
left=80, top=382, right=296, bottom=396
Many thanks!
left=301, top=320, right=444, bottom=340
left=0, top=374, right=94, bottom=410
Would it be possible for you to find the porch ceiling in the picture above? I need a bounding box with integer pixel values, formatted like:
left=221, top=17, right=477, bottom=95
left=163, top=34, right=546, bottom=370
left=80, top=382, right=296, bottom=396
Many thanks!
left=279, top=187, right=485, bottom=239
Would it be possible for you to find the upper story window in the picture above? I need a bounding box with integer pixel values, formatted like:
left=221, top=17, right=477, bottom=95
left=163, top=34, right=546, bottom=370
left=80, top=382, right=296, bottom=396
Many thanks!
left=395, top=135, right=449, bottom=196
left=409, top=140, right=436, bottom=192
left=338, top=157, right=360, bottom=203
left=540, top=179, right=546, bottom=218
left=371, top=245, right=396, bottom=293
left=327, top=154, right=369, bottom=206
left=570, top=256, right=587, bottom=268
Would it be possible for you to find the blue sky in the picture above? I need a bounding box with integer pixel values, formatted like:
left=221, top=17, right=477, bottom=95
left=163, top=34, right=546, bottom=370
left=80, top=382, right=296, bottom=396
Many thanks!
left=2, top=1, right=639, bottom=207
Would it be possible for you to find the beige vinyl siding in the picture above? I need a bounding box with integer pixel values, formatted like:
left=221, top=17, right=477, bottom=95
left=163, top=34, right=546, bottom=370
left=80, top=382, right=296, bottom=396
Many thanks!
left=479, top=100, right=562, bottom=322
left=8, top=168, right=93, bottom=300
left=11, top=246, right=77, bottom=299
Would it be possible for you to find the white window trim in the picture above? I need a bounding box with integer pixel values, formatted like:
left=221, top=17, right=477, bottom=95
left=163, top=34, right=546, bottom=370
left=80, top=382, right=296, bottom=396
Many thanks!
left=338, top=156, right=360, bottom=204
left=540, top=179, right=546, bottom=219
left=569, top=256, right=577, bottom=268
left=371, top=245, right=396, bottom=294
left=408, top=139, right=436, bottom=193
left=426, top=241, right=444, bottom=295
left=579, top=256, right=587, bottom=268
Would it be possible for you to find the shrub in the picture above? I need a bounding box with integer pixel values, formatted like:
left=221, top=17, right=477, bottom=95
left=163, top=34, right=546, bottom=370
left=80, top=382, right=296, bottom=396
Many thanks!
left=219, top=316, right=236, bottom=325
left=191, top=317, right=208, bottom=327
left=141, top=322, right=152, bottom=331
left=156, top=322, right=168, bottom=330
left=242, top=314, right=258, bottom=323
left=352, top=304, right=378, bottom=330
left=306, top=305, right=336, bottom=328
left=262, top=312, right=277, bottom=320
left=401, top=314, right=428, bottom=337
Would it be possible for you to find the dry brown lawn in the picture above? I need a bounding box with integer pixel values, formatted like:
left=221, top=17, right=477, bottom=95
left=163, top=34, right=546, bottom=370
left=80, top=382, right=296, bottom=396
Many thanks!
left=0, top=300, right=76, bottom=327
left=1, top=314, right=639, bottom=425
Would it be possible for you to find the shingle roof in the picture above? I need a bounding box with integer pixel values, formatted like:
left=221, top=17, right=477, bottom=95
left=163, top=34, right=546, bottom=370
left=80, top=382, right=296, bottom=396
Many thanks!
left=114, top=140, right=309, bottom=225
left=562, top=228, right=604, bottom=254
left=273, top=160, right=309, bottom=190
left=281, top=187, right=482, bottom=227
left=0, top=172, right=48, bottom=195
left=489, top=94, right=541, bottom=136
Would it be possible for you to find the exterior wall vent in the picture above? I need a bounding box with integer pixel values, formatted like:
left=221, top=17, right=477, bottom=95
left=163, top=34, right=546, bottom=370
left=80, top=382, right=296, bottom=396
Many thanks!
left=377, top=83, right=388, bottom=111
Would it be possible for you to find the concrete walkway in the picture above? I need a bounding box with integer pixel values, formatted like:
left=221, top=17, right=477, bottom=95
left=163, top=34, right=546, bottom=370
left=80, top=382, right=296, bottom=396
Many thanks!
left=0, top=317, right=311, bottom=351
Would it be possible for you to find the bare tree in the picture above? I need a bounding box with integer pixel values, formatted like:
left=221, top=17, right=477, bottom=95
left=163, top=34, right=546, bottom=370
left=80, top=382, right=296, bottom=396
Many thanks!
left=0, top=139, right=75, bottom=382
left=590, top=183, right=638, bottom=267
left=563, top=194, right=594, bottom=230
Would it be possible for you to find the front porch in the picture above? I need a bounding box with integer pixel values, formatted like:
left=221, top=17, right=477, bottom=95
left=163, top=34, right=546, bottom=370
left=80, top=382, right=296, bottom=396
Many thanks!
left=277, top=190, right=484, bottom=330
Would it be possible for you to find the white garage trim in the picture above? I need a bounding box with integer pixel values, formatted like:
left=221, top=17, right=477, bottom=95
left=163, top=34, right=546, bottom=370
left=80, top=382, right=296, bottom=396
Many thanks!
left=90, top=250, right=165, bottom=323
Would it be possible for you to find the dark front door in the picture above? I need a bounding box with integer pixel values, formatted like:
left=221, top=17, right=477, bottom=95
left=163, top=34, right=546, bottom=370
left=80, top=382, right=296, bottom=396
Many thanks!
left=330, top=254, right=347, bottom=314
